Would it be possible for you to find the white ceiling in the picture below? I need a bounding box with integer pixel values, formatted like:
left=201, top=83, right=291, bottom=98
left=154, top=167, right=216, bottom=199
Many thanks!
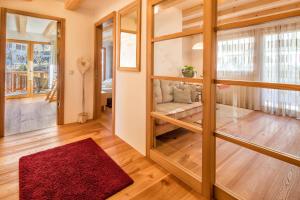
left=7, top=13, right=56, bottom=35
left=6, top=14, right=17, bottom=32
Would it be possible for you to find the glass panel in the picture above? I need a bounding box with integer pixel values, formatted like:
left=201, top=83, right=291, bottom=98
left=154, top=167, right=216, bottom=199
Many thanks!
left=153, top=80, right=203, bottom=128
left=101, top=20, right=114, bottom=113
left=216, top=139, right=300, bottom=200
left=33, top=43, right=55, bottom=94
left=120, top=10, right=137, bottom=68
left=217, top=17, right=300, bottom=85
left=5, top=41, right=29, bottom=97
left=154, top=34, right=203, bottom=78
left=216, top=85, right=300, bottom=159
left=154, top=0, right=202, bottom=37
left=102, top=20, right=113, bottom=82
left=154, top=118, right=202, bottom=178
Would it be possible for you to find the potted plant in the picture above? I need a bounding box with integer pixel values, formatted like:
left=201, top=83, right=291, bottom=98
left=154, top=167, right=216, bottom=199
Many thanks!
left=181, top=65, right=196, bottom=78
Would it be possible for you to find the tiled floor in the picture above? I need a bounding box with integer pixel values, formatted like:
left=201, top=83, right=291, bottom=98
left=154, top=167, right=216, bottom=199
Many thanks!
left=5, top=97, right=56, bottom=136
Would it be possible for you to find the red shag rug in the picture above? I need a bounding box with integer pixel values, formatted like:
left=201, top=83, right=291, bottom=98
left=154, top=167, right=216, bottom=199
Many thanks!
left=19, top=138, right=134, bottom=200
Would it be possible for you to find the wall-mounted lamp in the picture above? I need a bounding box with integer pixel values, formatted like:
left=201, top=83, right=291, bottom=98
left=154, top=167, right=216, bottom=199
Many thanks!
left=192, top=42, right=203, bottom=50
left=154, top=6, right=160, bottom=14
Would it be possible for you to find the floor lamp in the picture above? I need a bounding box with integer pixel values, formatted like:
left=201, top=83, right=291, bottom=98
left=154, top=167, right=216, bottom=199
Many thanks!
left=77, top=57, right=91, bottom=123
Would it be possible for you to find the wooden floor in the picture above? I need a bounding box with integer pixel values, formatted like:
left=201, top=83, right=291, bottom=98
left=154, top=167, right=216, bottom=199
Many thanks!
left=0, top=120, right=204, bottom=200
left=156, top=111, right=300, bottom=200
left=99, top=107, right=113, bottom=132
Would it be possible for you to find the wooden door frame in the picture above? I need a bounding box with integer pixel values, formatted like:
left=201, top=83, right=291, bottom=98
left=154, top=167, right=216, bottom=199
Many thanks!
left=94, top=12, right=117, bottom=134
left=0, top=8, right=65, bottom=137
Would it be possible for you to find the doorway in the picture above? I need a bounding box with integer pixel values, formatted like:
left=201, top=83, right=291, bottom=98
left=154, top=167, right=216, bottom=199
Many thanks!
left=0, top=9, right=65, bottom=136
left=94, top=12, right=116, bottom=133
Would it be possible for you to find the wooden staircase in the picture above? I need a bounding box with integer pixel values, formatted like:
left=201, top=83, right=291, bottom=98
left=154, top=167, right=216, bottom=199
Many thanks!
left=45, top=79, right=57, bottom=102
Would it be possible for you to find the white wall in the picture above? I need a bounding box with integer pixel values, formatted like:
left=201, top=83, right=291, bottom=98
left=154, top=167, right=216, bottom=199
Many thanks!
left=192, top=35, right=203, bottom=76
left=94, top=0, right=147, bottom=155
left=0, top=0, right=95, bottom=124
left=154, top=8, right=183, bottom=77
left=183, top=35, right=203, bottom=76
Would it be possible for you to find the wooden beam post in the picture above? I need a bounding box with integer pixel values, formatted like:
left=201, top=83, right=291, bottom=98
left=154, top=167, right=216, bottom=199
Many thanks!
left=56, top=19, right=66, bottom=125
left=65, top=0, right=83, bottom=10
left=202, top=0, right=217, bottom=198
left=16, top=15, right=27, bottom=34
left=146, top=0, right=154, bottom=156
left=43, top=21, right=56, bottom=36
left=0, top=8, right=7, bottom=137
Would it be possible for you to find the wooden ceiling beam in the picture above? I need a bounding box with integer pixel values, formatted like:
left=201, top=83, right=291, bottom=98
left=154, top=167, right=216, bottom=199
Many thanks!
left=183, top=4, right=203, bottom=17
left=159, top=0, right=186, bottom=9
left=183, top=0, right=291, bottom=27
left=219, top=0, right=281, bottom=16
left=15, top=15, right=20, bottom=32
left=16, top=15, right=27, bottom=34
left=43, top=21, right=56, bottom=36
left=183, top=0, right=281, bottom=18
left=183, top=16, right=203, bottom=26
left=219, top=1, right=300, bottom=25
left=65, top=0, right=83, bottom=10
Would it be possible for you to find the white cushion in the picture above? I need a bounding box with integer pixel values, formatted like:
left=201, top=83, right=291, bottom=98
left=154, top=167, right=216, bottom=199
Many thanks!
left=173, top=87, right=192, bottom=104
left=160, top=80, right=178, bottom=103
left=153, top=79, right=163, bottom=104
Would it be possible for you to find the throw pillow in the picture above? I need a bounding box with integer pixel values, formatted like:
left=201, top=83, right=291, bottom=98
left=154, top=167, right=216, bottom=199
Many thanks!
left=161, top=80, right=179, bottom=103
left=173, top=87, right=192, bottom=104
left=153, top=79, right=163, bottom=104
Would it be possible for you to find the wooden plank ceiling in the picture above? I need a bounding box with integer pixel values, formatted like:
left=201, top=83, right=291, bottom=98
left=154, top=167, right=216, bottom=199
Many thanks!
left=152, top=0, right=300, bottom=31
left=64, top=0, right=83, bottom=10
left=180, top=0, right=300, bottom=30
left=21, top=0, right=83, bottom=10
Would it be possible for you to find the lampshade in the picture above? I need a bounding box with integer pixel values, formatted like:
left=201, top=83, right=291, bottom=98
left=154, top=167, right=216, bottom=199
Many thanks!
left=77, top=57, right=91, bottom=75
left=192, top=42, right=203, bottom=50
left=154, top=6, right=160, bottom=14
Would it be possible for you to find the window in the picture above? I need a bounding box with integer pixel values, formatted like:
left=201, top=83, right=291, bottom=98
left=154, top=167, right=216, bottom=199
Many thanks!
left=217, top=37, right=255, bottom=72
left=263, top=31, right=300, bottom=84
left=262, top=30, right=300, bottom=114
left=33, top=44, right=52, bottom=71
left=6, top=42, right=28, bottom=70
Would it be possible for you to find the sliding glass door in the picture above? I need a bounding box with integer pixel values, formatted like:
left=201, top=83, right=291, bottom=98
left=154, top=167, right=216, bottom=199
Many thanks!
left=147, top=0, right=204, bottom=193
left=32, top=43, right=55, bottom=95
left=214, top=4, right=300, bottom=199
left=5, top=40, right=54, bottom=98
left=5, top=41, right=29, bottom=97
left=147, top=0, right=300, bottom=199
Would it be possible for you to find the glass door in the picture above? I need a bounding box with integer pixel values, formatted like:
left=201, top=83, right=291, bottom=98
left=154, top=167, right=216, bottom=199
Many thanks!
left=147, top=0, right=204, bottom=193
left=5, top=41, right=54, bottom=98
left=5, top=41, right=29, bottom=98
left=147, top=0, right=300, bottom=199
left=32, top=43, right=54, bottom=95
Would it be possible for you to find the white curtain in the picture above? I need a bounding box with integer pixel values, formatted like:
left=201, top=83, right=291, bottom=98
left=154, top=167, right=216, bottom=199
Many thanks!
left=217, top=30, right=261, bottom=110
left=217, top=20, right=300, bottom=119
left=261, top=23, right=300, bottom=118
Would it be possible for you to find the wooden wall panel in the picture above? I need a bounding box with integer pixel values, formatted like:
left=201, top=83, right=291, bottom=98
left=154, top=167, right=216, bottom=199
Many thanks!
left=0, top=8, right=7, bottom=137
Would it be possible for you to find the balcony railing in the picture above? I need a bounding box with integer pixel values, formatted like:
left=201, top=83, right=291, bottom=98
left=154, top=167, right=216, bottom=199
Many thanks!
left=5, top=71, right=50, bottom=98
